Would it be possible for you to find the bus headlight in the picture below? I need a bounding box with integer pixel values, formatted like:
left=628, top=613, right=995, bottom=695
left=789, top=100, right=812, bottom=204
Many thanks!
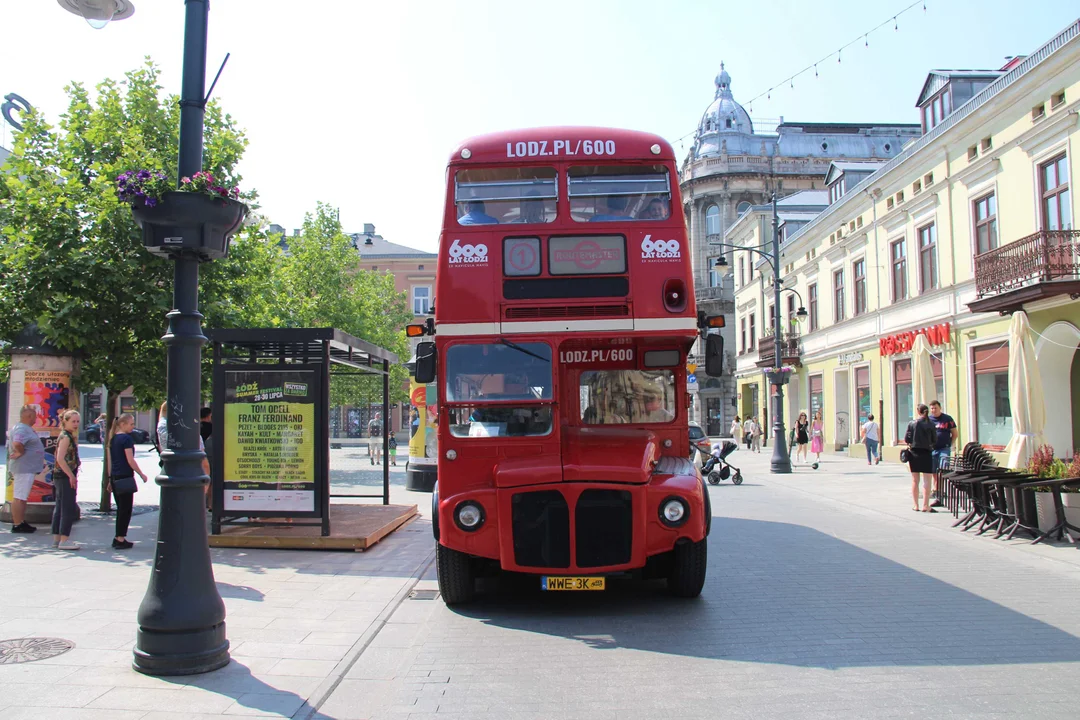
left=659, top=497, right=689, bottom=527
left=454, top=501, right=485, bottom=532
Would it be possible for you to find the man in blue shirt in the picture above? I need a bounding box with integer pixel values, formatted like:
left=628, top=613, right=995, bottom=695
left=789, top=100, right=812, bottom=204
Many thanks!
left=590, top=194, right=634, bottom=222
left=929, top=400, right=957, bottom=506
left=7, top=406, right=45, bottom=533
left=458, top=201, right=499, bottom=225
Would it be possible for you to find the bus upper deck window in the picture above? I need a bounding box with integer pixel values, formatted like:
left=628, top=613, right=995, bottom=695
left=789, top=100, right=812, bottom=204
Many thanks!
left=455, top=168, right=558, bottom=226
left=568, top=165, right=671, bottom=223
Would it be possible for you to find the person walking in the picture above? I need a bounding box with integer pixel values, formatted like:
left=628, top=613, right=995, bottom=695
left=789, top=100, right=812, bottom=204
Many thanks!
left=749, top=416, right=762, bottom=453
left=860, top=413, right=881, bottom=466
left=794, top=411, right=810, bottom=462
left=367, top=412, right=383, bottom=465
left=742, top=416, right=754, bottom=450
left=388, top=433, right=398, bottom=467
left=928, top=400, right=957, bottom=507
left=810, top=410, right=825, bottom=461
left=904, top=404, right=937, bottom=512
left=108, top=413, right=149, bottom=549
left=7, top=405, right=44, bottom=533
left=730, top=416, right=743, bottom=446
left=52, top=410, right=82, bottom=550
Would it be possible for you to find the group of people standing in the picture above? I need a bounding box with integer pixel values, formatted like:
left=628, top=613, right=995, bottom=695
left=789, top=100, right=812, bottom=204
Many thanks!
left=902, top=400, right=957, bottom=513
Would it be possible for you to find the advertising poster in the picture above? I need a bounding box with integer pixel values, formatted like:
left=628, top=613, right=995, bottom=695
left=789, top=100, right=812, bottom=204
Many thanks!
left=223, top=370, right=316, bottom=513
left=4, top=370, right=69, bottom=504
left=408, top=379, right=438, bottom=470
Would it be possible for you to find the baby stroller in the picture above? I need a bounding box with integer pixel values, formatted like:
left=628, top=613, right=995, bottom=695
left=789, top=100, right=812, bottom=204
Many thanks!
left=701, top=441, right=743, bottom=485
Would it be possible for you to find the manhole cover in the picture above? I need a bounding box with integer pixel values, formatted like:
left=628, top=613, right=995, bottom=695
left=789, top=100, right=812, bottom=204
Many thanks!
left=410, top=589, right=440, bottom=600
left=0, top=638, right=75, bottom=664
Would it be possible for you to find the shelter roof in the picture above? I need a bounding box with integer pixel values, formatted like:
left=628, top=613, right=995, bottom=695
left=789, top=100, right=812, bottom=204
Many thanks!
left=207, top=327, right=399, bottom=372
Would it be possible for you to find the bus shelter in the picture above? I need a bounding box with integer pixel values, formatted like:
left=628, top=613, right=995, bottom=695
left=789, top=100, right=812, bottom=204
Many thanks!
left=207, top=328, right=399, bottom=538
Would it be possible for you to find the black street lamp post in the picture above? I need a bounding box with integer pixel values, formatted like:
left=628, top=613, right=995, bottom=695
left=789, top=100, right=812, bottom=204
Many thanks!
left=60, top=0, right=230, bottom=675
left=710, top=193, right=808, bottom=474
left=132, top=0, right=229, bottom=676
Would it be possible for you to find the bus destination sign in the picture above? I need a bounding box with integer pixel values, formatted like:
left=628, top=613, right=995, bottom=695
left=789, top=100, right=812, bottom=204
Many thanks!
left=506, top=139, right=617, bottom=158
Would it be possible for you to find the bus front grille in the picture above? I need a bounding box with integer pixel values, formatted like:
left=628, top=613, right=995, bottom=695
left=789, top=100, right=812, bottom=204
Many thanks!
left=512, top=490, right=570, bottom=568
left=575, top=490, right=633, bottom=568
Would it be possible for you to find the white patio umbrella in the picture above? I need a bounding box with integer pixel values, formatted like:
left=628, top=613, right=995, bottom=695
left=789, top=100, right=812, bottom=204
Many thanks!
left=911, top=334, right=936, bottom=417
left=1005, top=311, right=1047, bottom=469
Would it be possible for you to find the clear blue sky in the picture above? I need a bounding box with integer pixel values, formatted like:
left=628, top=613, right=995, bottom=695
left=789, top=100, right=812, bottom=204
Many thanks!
left=1, top=1, right=1076, bottom=252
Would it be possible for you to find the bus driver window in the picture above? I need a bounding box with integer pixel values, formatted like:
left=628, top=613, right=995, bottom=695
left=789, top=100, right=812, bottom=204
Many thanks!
left=455, top=168, right=557, bottom=226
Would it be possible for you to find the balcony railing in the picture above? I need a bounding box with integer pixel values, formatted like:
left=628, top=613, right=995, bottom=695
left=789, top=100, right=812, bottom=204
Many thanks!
left=755, top=330, right=802, bottom=368
left=974, top=229, right=1080, bottom=297
left=695, top=285, right=727, bottom=301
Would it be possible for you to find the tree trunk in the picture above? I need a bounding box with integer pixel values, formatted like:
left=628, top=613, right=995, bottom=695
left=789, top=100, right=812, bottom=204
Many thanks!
left=99, top=392, right=118, bottom=513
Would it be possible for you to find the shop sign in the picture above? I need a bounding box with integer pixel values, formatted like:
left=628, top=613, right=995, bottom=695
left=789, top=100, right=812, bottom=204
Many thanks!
left=838, top=352, right=864, bottom=366
left=879, top=322, right=951, bottom=356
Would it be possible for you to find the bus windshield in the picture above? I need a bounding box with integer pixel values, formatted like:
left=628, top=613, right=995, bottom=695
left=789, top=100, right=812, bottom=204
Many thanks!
left=579, top=369, right=676, bottom=425
left=455, top=167, right=558, bottom=225
left=445, top=342, right=553, bottom=402
left=568, top=165, right=671, bottom=223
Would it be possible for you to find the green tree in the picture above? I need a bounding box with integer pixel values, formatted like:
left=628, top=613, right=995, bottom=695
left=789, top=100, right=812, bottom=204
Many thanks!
left=0, top=60, right=249, bottom=508
left=256, top=203, right=412, bottom=407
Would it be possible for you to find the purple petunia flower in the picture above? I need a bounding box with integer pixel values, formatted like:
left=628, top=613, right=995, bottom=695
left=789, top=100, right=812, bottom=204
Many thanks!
left=144, top=198, right=158, bottom=208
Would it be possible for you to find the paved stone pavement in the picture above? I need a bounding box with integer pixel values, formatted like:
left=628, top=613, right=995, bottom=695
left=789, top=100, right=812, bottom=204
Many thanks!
left=4, top=445, right=1080, bottom=718
left=0, top=450, right=436, bottom=720
left=314, top=447, right=1080, bottom=720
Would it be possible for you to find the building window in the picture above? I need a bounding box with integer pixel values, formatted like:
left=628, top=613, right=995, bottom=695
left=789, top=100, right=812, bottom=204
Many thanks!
left=786, top=294, right=796, bottom=328
left=705, top=205, right=721, bottom=236
left=740, top=317, right=747, bottom=353
left=739, top=256, right=746, bottom=287
left=972, top=344, right=1011, bottom=447
left=418, top=265, right=425, bottom=271
left=856, top=366, right=871, bottom=428
left=709, top=258, right=723, bottom=287
left=917, top=223, right=938, bottom=293
left=891, top=238, right=908, bottom=302
left=809, top=374, right=824, bottom=421
left=767, top=304, right=775, bottom=331
left=833, top=269, right=845, bottom=323
left=412, top=286, right=431, bottom=315
left=974, top=193, right=998, bottom=255
left=1040, top=153, right=1071, bottom=231
left=853, top=258, right=867, bottom=315
left=749, top=313, right=756, bottom=350
left=808, top=283, right=818, bottom=332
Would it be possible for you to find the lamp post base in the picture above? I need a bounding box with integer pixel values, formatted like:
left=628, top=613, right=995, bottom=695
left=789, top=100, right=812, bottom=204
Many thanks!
left=133, top=625, right=229, bottom=676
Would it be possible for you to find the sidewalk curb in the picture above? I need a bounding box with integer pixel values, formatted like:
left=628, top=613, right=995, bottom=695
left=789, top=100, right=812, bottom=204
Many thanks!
left=294, top=542, right=437, bottom=720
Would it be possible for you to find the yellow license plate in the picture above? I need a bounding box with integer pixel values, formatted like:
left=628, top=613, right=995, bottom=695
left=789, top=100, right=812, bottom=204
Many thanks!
left=541, top=576, right=605, bottom=591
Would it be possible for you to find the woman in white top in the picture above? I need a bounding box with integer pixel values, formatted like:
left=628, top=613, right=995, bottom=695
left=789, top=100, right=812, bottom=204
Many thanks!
left=730, top=416, right=743, bottom=445
left=860, top=413, right=881, bottom=465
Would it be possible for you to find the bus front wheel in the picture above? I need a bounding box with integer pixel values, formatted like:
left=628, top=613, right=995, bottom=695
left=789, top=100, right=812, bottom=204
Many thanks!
left=436, top=542, right=475, bottom=605
left=667, top=538, right=707, bottom=598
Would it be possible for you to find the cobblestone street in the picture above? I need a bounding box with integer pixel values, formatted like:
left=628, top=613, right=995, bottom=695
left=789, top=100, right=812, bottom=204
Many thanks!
left=317, top=448, right=1080, bottom=720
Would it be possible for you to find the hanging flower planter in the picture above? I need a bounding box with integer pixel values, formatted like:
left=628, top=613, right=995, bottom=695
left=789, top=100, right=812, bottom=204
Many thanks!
left=764, top=366, right=795, bottom=386
left=119, top=170, right=247, bottom=260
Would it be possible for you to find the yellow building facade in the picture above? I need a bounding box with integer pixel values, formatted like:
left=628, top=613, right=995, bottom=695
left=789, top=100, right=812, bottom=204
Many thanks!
left=731, top=20, right=1080, bottom=464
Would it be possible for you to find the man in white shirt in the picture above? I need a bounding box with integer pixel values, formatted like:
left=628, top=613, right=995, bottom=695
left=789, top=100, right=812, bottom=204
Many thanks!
left=742, top=417, right=754, bottom=450
left=860, top=413, right=881, bottom=465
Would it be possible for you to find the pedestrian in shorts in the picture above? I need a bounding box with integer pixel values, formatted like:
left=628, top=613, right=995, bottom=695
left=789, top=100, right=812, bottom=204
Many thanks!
left=367, top=412, right=383, bottom=465
left=388, top=433, right=398, bottom=467
left=7, top=405, right=44, bottom=533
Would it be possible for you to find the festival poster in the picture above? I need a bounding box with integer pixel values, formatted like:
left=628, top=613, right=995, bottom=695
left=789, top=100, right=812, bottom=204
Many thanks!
left=4, top=370, right=69, bottom=504
left=222, top=370, right=316, bottom=513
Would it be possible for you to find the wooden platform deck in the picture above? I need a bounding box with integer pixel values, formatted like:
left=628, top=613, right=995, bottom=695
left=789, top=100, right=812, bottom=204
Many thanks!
left=209, top=503, right=418, bottom=551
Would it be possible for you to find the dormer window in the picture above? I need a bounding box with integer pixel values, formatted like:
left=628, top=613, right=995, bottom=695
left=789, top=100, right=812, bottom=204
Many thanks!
left=725, top=118, right=732, bottom=129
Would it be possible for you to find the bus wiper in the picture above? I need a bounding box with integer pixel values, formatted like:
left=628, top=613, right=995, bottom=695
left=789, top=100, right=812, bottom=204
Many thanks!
left=497, top=338, right=551, bottom=363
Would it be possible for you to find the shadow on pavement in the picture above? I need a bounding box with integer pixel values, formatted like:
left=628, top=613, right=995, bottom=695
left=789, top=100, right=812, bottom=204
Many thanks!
left=451, top=516, right=1080, bottom=668
left=162, top=660, right=307, bottom=717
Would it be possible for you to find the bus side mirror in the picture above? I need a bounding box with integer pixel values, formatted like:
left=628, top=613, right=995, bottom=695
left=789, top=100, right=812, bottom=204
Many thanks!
left=414, top=341, right=437, bottom=384
left=705, top=335, right=724, bottom=377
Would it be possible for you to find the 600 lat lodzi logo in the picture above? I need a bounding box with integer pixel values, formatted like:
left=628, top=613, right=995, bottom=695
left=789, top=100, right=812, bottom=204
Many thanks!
left=641, top=234, right=680, bottom=260
left=448, top=238, right=489, bottom=265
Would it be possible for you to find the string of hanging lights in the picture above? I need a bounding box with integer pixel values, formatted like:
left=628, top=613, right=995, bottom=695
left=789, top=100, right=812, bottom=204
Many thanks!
left=674, top=0, right=929, bottom=152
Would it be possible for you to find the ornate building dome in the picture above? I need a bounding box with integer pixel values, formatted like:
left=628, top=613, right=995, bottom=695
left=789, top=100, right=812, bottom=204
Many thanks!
left=693, top=63, right=754, bottom=158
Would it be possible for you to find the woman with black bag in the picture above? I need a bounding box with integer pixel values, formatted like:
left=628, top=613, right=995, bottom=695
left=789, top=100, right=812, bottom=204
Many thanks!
left=903, top=404, right=937, bottom=513
left=108, top=413, right=149, bottom=549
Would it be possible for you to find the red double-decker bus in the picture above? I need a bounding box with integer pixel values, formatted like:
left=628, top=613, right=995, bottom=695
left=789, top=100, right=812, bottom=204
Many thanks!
left=411, top=127, right=720, bottom=604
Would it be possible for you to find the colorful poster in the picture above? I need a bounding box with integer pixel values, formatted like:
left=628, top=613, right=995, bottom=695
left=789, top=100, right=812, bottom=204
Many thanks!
left=222, top=370, right=316, bottom=513
left=407, top=379, right=438, bottom=471
left=4, top=370, right=69, bottom=504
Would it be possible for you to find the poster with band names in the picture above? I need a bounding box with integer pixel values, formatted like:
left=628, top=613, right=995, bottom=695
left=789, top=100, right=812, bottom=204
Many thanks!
left=223, top=370, right=316, bottom=513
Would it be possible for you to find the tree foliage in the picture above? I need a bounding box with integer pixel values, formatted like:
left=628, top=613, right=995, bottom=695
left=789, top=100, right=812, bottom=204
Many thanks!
left=0, top=59, right=247, bottom=407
